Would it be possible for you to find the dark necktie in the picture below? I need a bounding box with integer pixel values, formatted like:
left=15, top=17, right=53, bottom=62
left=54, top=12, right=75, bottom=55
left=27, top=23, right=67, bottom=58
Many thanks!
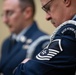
left=10, top=39, right=17, bottom=50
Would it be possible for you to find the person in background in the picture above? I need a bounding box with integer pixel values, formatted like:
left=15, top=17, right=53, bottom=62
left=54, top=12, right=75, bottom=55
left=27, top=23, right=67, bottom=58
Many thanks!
left=13, top=0, right=76, bottom=75
left=0, top=0, right=50, bottom=75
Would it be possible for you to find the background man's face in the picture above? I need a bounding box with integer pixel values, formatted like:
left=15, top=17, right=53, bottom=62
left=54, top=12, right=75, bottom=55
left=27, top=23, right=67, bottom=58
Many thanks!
left=41, top=0, right=66, bottom=27
left=2, top=0, right=25, bottom=34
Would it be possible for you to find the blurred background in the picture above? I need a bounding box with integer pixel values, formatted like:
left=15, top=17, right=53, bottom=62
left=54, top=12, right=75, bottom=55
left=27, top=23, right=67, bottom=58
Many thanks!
left=0, top=0, right=55, bottom=50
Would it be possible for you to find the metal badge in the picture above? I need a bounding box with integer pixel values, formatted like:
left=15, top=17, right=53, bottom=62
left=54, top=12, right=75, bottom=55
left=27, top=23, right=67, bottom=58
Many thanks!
left=20, top=36, right=26, bottom=43
left=26, top=39, right=32, bottom=44
left=23, top=45, right=29, bottom=50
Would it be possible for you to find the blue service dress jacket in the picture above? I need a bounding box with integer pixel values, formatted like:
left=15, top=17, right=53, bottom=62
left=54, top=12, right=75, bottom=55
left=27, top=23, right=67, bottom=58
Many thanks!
left=0, top=21, right=50, bottom=75
left=13, top=16, right=76, bottom=75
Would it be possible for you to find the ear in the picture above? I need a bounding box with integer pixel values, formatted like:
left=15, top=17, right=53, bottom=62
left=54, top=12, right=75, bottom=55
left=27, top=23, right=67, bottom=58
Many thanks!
left=23, top=7, right=33, bottom=20
left=63, top=0, right=71, bottom=7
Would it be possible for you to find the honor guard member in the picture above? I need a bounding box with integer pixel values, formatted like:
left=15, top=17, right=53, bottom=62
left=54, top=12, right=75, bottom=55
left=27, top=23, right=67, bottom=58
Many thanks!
left=0, top=0, right=50, bottom=75
left=13, top=0, right=76, bottom=75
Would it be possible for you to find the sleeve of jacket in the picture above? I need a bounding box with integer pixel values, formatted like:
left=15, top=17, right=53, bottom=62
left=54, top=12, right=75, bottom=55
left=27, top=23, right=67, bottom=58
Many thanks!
left=13, top=23, right=76, bottom=75
left=26, top=35, right=50, bottom=58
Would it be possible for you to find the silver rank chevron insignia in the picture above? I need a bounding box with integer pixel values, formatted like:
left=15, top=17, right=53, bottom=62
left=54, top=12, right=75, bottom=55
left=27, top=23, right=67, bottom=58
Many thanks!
left=36, top=39, right=63, bottom=60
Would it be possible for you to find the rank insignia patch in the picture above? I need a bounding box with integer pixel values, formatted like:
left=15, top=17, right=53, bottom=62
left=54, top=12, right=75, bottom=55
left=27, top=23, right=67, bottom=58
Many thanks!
left=36, top=39, right=63, bottom=60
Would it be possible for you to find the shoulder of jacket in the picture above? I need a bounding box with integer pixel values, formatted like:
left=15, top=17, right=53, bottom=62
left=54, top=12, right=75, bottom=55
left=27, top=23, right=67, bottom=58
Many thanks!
left=26, top=35, right=50, bottom=58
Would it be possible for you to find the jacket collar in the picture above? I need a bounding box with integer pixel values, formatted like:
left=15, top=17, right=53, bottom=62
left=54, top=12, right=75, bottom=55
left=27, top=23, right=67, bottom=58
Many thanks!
left=24, top=21, right=39, bottom=38
left=10, top=21, right=38, bottom=42
left=72, top=15, right=76, bottom=21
